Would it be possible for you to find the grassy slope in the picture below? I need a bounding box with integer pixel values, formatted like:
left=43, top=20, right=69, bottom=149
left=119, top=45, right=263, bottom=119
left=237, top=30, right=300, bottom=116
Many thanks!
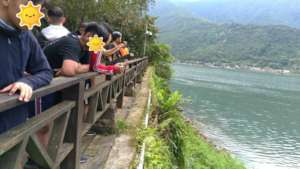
left=139, top=67, right=245, bottom=169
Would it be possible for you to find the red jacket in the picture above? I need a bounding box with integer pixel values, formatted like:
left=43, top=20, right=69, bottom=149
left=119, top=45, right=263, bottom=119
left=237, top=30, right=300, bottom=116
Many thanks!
left=89, top=52, right=120, bottom=75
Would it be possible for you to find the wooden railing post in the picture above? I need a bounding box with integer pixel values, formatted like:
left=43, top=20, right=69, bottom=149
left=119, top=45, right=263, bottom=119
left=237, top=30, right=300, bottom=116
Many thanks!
left=61, top=81, right=85, bottom=169
left=117, top=74, right=125, bottom=108
left=137, top=63, right=143, bottom=83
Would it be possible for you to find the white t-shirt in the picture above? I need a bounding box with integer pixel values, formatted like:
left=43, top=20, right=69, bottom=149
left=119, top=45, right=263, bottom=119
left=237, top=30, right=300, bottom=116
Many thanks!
left=41, top=25, right=70, bottom=41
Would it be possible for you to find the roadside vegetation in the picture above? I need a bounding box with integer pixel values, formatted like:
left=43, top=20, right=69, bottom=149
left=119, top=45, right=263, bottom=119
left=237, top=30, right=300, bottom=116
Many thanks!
left=133, top=43, right=246, bottom=169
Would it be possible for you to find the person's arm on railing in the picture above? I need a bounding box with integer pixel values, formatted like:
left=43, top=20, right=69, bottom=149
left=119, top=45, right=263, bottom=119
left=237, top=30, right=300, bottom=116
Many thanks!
left=58, top=60, right=90, bottom=77
left=0, top=33, right=53, bottom=102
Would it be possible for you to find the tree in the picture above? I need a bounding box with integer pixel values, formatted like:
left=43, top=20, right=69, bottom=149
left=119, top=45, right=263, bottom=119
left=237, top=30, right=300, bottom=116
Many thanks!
left=49, top=0, right=156, bottom=57
left=147, top=43, right=174, bottom=79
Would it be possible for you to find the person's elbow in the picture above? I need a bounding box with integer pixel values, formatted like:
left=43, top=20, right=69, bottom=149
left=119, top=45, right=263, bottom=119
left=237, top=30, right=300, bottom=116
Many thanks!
left=37, top=68, right=53, bottom=88
left=61, top=67, right=77, bottom=77
left=35, top=67, right=53, bottom=87
left=61, top=60, right=79, bottom=77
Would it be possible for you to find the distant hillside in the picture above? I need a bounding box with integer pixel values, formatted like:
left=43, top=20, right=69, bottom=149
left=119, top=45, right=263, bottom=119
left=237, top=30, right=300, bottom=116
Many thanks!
left=166, top=0, right=300, bottom=28
left=151, top=0, right=300, bottom=70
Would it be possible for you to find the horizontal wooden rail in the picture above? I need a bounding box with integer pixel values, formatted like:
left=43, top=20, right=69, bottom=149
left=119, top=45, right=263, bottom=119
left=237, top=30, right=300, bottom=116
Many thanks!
left=0, top=57, right=148, bottom=169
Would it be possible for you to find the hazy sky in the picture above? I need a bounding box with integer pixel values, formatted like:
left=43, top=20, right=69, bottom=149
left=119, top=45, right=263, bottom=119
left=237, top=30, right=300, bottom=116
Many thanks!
left=173, top=0, right=199, bottom=1
left=169, top=0, right=202, bottom=2
left=170, top=0, right=220, bottom=1
left=168, top=0, right=292, bottom=2
left=168, top=0, right=225, bottom=3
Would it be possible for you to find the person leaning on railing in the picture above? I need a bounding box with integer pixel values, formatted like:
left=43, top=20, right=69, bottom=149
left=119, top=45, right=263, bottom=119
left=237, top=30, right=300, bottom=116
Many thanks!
left=0, top=0, right=53, bottom=134
left=90, top=29, right=129, bottom=76
left=104, top=31, right=129, bottom=65
left=99, top=23, right=128, bottom=65
left=44, top=22, right=106, bottom=77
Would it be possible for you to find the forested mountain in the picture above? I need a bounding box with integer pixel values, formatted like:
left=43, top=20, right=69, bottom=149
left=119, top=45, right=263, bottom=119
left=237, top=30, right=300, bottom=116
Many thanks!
left=151, top=0, right=300, bottom=70
left=167, top=0, right=300, bottom=28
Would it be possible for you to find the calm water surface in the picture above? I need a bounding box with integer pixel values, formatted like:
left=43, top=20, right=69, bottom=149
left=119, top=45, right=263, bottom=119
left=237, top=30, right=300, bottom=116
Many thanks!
left=171, top=64, right=300, bottom=169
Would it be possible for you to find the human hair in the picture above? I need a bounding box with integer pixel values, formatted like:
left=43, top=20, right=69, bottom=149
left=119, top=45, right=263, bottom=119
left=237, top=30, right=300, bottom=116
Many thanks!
left=80, top=22, right=88, bottom=29
left=112, top=31, right=122, bottom=41
left=84, top=22, right=110, bottom=43
left=31, top=0, right=45, bottom=5
left=47, top=6, right=65, bottom=24
left=99, top=22, right=113, bottom=34
left=47, top=7, right=64, bottom=19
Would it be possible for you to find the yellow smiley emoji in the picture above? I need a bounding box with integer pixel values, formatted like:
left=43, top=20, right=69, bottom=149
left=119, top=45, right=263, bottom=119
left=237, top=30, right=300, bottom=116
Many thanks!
left=87, top=35, right=105, bottom=53
left=16, top=1, right=45, bottom=30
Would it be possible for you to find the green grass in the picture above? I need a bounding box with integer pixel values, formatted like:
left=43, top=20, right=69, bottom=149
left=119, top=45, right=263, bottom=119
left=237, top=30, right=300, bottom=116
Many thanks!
left=115, top=119, right=129, bottom=134
left=136, top=127, right=173, bottom=169
left=182, top=124, right=244, bottom=169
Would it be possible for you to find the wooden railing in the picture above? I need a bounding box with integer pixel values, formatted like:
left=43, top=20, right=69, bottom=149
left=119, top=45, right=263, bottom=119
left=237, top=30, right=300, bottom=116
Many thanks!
left=0, top=57, right=148, bottom=169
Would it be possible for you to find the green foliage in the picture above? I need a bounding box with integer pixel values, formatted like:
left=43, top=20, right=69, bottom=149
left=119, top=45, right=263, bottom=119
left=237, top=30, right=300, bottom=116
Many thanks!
left=147, top=43, right=174, bottom=79
left=136, top=127, right=173, bottom=169
left=115, top=119, right=129, bottom=134
left=48, top=0, right=157, bottom=57
left=150, top=67, right=246, bottom=169
left=147, top=43, right=173, bottom=64
left=144, top=133, right=173, bottom=169
left=183, top=125, right=245, bottom=169
left=159, top=91, right=181, bottom=115
left=151, top=72, right=185, bottom=167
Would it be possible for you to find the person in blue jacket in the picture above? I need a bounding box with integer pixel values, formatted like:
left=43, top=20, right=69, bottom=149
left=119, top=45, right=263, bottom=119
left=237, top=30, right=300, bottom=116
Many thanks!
left=0, top=0, right=53, bottom=134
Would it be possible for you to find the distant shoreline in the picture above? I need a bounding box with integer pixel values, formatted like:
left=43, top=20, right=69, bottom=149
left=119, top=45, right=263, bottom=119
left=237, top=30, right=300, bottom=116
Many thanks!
left=175, top=60, right=298, bottom=75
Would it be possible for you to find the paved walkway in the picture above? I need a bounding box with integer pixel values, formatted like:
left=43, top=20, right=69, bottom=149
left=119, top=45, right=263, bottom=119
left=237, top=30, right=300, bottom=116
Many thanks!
left=103, top=69, right=150, bottom=169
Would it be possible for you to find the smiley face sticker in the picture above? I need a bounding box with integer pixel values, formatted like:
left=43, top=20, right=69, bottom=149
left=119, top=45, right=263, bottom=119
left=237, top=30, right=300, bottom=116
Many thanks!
left=87, top=35, right=105, bottom=53
left=16, top=1, right=45, bottom=30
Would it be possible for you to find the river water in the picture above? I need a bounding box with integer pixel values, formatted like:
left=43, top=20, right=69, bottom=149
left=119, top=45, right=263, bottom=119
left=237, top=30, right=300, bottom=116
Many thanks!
left=171, top=64, right=300, bottom=169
